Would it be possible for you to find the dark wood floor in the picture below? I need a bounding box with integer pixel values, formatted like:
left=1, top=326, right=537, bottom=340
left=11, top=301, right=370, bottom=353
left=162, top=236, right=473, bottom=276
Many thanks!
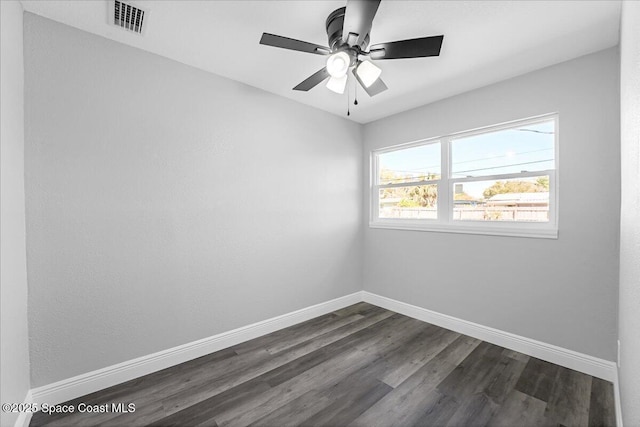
left=30, top=303, right=615, bottom=427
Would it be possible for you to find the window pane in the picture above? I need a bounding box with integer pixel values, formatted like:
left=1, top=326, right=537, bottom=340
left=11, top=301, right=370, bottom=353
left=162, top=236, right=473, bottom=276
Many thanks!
left=379, top=185, right=437, bottom=219
left=451, top=120, right=554, bottom=178
left=378, top=143, right=440, bottom=185
left=453, top=176, right=549, bottom=222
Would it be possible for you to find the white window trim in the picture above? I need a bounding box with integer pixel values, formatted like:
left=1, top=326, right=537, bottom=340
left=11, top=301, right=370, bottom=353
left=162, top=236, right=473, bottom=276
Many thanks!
left=369, top=114, right=559, bottom=239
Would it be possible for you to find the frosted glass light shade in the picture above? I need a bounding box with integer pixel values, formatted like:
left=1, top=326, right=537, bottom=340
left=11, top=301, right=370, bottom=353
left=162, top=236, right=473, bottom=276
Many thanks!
left=356, top=60, right=382, bottom=87
left=326, top=52, right=350, bottom=78
left=326, top=75, right=348, bottom=94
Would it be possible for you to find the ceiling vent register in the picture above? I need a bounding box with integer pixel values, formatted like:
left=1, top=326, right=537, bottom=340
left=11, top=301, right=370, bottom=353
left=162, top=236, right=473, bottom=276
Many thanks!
left=112, top=0, right=146, bottom=34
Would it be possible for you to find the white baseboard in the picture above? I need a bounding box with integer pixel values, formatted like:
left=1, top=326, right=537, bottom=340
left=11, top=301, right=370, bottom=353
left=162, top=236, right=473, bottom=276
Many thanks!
left=14, top=390, right=33, bottom=427
left=614, top=368, right=624, bottom=427
left=29, top=292, right=362, bottom=406
left=362, top=291, right=617, bottom=382
left=28, top=290, right=619, bottom=414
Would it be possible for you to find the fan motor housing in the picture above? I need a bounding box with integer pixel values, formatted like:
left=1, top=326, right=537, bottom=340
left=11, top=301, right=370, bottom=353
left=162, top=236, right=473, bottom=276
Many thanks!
left=326, top=7, right=369, bottom=52
left=325, top=7, right=345, bottom=50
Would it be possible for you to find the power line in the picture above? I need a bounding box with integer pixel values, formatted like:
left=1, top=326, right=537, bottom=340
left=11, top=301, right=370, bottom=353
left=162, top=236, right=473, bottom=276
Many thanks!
left=450, top=147, right=553, bottom=168
left=382, top=147, right=554, bottom=176
left=452, top=159, right=554, bottom=176
left=382, top=159, right=553, bottom=184
left=516, top=128, right=554, bottom=134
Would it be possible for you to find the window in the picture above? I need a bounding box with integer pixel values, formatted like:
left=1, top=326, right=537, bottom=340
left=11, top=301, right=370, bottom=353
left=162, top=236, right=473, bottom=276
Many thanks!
left=371, top=115, right=558, bottom=238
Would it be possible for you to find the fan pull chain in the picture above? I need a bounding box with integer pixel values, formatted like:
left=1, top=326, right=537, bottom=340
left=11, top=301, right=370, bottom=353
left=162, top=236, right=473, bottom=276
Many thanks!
left=354, top=79, right=359, bottom=106
left=347, top=83, right=350, bottom=116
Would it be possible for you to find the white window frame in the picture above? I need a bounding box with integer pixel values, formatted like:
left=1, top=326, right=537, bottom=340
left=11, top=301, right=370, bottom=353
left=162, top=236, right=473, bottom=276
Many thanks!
left=370, top=114, right=559, bottom=239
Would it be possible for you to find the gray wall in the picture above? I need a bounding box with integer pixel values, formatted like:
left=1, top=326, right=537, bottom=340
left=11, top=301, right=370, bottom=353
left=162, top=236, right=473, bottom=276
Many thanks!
left=0, top=2, right=31, bottom=426
left=362, top=48, right=620, bottom=361
left=24, top=14, right=362, bottom=387
left=618, top=1, right=640, bottom=424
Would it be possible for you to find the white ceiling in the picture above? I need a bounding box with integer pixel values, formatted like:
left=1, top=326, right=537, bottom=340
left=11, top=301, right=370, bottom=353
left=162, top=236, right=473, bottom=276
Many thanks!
left=21, top=0, right=621, bottom=124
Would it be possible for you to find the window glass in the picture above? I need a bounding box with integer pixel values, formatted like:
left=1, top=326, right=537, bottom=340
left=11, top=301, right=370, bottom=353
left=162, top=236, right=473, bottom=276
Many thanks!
left=379, top=185, right=438, bottom=219
left=371, top=115, right=557, bottom=237
left=451, top=121, right=554, bottom=178
left=378, top=143, right=440, bottom=185
left=453, top=176, right=550, bottom=222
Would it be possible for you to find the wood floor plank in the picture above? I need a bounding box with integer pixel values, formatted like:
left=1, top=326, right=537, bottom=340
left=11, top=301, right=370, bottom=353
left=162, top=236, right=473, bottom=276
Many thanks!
left=259, top=344, right=339, bottom=388
left=333, top=301, right=385, bottom=317
left=91, top=310, right=395, bottom=426
left=266, top=307, right=395, bottom=360
left=264, top=313, right=367, bottom=355
left=378, top=324, right=460, bottom=388
left=145, top=378, right=272, bottom=427
left=487, top=389, right=550, bottom=427
left=502, top=348, right=531, bottom=363
left=211, top=314, right=412, bottom=426
left=247, top=389, right=333, bottom=427
left=255, top=359, right=392, bottom=427
left=436, top=341, right=505, bottom=399
left=350, top=316, right=431, bottom=355
left=215, top=345, right=381, bottom=426
left=156, top=311, right=401, bottom=422
left=217, top=314, right=437, bottom=427
left=410, top=390, right=459, bottom=427
left=445, top=392, right=499, bottom=427
left=30, top=347, right=241, bottom=427
left=105, top=348, right=274, bottom=425
left=349, top=335, right=481, bottom=427
left=301, top=380, right=392, bottom=427
left=232, top=312, right=360, bottom=356
left=483, top=350, right=529, bottom=405
left=588, top=377, right=616, bottom=427
left=216, top=315, right=420, bottom=426
left=515, top=357, right=561, bottom=402
left=545, top=366, right=593, bottom=426
left=29, top=303, right=616, bottom=427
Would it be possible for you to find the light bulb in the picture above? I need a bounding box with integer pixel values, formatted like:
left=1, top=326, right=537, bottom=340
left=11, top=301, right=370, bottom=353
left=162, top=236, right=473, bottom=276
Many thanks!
left=355, top=60, right=382, bottom=88
left=326, top=75, right=348, bottom=94
left=326, top=51, right=350, bottom=78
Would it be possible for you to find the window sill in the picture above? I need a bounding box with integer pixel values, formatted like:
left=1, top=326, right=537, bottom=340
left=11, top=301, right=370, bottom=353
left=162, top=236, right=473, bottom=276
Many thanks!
left=369, top=221, right=558, bottom=239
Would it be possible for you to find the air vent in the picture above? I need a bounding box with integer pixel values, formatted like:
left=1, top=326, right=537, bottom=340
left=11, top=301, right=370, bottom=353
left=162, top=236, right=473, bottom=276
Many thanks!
left=112, top=0, right=146, bottom=34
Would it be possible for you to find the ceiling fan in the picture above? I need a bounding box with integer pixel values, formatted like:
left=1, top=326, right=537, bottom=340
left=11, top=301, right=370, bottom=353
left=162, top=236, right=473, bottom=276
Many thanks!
left=259, top=0, right=444, bottom=97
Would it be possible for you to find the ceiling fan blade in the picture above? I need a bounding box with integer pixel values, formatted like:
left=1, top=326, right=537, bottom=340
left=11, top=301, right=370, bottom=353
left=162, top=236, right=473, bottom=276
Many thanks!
left=352, top=68, right=387, bottom=97
left=293, top=68, right=330, bottom=91
left=260, top=33, right=331, bottom=55
left=342, top=0, right=381, bottom=47
left=369, top=35, right=444, bottom=60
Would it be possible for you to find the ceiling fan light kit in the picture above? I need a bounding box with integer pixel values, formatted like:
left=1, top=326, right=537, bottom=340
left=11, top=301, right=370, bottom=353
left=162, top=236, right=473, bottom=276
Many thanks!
left=326, top=75, right=349, bottom=94
left=355, top=60, right=382, bottom=88
left=326, top=51, right=352, bottom=78
left=259, top=0, right=444, bottom=101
